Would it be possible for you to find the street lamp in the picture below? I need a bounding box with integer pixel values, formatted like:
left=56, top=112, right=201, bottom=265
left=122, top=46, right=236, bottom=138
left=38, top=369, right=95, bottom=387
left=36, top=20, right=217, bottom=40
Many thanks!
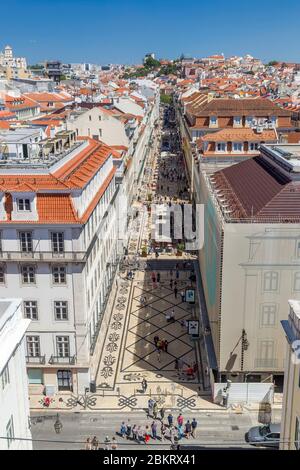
left=54, top=413, right=63, bottom=434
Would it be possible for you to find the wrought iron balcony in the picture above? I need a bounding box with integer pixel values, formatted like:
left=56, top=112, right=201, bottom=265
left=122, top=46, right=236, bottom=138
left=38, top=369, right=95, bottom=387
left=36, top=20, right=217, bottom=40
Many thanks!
left=0, top=251, right=86, bottom=262
left=49, top=355, right=76, bottom=365
left=26, top=355, right=46, bottom=364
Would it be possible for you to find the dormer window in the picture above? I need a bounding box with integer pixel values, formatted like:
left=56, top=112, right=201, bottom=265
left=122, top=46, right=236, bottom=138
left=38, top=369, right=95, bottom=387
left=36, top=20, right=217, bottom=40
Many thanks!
left=234, top=116, right=242, bottom=125
left=210, top=116, right=218, bottom=126
left=233, top=142, right=243, bottom=152
left=246, top=116, right=253, bottom=126
left=17, top=198, right=31, bottom=211
left=216, top=142, right=227, bottom=152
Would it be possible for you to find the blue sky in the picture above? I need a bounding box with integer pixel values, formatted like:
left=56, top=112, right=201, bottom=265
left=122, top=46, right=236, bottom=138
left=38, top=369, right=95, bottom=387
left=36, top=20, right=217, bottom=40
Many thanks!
left=1, top=0, right=300, bottom=64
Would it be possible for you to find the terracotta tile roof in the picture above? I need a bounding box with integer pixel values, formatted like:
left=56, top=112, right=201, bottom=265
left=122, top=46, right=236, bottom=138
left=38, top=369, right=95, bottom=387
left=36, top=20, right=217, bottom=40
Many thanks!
left=4, top=95, right=40, bottom=111
left=0, top=121, right=10, bottom=129
left=0, top=110, right=16, bottom=119
left=24, top=92, right=72, bottom=103
left=80, top=167, right=115, bottom=223
left=0, top=139, right=116, bottom=225
left=37, top=193, right=78, bottom=223
left=212, top=156, right=300, bottom=220
left=187, top=98, right=292, bottom=117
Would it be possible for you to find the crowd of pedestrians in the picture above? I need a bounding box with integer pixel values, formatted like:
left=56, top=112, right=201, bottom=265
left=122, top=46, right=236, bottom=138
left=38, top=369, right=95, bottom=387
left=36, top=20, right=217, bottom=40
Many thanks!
left=116, top=401, right=199, bottom=447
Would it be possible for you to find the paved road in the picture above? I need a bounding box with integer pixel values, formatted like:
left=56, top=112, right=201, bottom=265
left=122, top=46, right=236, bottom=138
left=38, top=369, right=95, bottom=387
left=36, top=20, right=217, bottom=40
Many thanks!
left=30, top=409, right=281, bottom=450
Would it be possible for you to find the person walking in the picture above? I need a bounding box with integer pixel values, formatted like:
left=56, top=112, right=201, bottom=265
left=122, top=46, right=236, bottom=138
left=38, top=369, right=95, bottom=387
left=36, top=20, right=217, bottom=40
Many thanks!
left=151, top=421, right=157, bottom=439
left=174, top=358, right=179, bottom=372
left=160, top=407, right=165, bottom=421
left=161, top=423, right=167, bottom=441
left=180, top=291, right=185, bottom=302
left=148, top=398, right=154, bottom=417
left=85, top=437, right=92, bottom=450
left=154, top=335, right=159, bottom=348
left=126, top=421, right=132, bottom=440
left=191, top=418, right=198, bottom=438
left=169, top=425, right=176, bottom=445
left=120, top=422, right=126, bottom=438
left=185, top=420, right=192, bottom=439
left=157, top=272, right=160, bottom=283
left=137, top=426, right=144, bottom=443
left=170, top=279, right=173, bottom=289
left=157, top=347, right=161, bottom=362
left=164, top=339, right=169, bottom=353
left=167, top=413, right=174, bottom=427
left=104, top=436, right=111, bottom=450
left=91, top=436, right=99, bottom=450
left=177, top=413, right=184, bottom=427
left=141, top=378, right=148, bottom=393
left=178, top=358, right=184, bottom=374
left=132, top=425, right=138, bottom=441
left=176, top=270, right=179, bottom=279
left=144, top=426, right=151, bottom=444
left=177, top=424, right=185, bottom=440
left=153, top=401, right=158, bottom=419
left=174, top=286, right=178, bottom=299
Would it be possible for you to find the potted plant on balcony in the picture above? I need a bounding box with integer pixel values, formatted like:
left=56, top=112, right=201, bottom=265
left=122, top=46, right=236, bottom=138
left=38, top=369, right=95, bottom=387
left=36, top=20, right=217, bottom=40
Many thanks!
left=176, top=242, right=185, bottom=256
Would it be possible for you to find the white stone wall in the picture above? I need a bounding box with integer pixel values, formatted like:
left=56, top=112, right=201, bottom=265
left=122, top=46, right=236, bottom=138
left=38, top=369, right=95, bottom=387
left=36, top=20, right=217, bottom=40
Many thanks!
left=0, top=299, right=32, bottom=450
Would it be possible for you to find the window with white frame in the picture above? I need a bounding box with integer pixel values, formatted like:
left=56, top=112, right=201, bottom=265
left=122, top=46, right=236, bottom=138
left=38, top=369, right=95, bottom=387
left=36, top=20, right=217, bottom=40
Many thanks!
left=52, top=266, right=66, bottom=284
left=26, top=336, right=40, bottom=357
left=260, top=304, right=277, bottom=327
left=1, top=364, right=10, bottom=390
left=271, top=116, right=277, bottom=126
left=0, top=264, right=5, bottom=283
left=56, top=336, right=70, bottom=357
left=263, top=271, right=279, bottom=292
left=217, top=142, right=226, bottom=152
left=234, top=116, right=242, bottom=125
left=6, top=416, right=14, bottom=449
left=21, top=265, right=36, bottom=284
left=17, top=198, right=31, bottom=211
left=54, top=301, right=68, bottom=320
left=233, top=142, right=243, bottom=152
left=246, top=116, right=253, bottom=126
left=210, top=116, right=217, bottom=126
left=20, top=231, right=32, bottom=252
left=250, top=142, right=260, bottom=151
left=51, top=232, right=64, bottom=253
left=24, top=300, right=38, bottom=320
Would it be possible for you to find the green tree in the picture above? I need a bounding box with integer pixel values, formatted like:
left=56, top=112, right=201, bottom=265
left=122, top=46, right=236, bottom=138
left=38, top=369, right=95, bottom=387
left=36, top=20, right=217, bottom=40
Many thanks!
left=144, top=56, right=161, bottom=69
left=160, top=94, right=173, bottom=105
left=266, top=60, right=279, bottom=67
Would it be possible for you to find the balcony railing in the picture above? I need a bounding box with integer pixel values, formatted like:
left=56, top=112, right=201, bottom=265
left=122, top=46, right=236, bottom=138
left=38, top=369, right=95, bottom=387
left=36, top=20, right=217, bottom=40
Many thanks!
left=0, top=251, right=86, bottom=262
left=26, top=355, right=46, bottom=364
left=49, top=355, right=76, bottom=365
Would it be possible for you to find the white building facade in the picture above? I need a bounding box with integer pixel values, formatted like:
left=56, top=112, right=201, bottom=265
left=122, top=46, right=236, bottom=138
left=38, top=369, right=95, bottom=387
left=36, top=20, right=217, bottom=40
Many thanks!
left=0, top=298, right=32, bottom=450
left=0, top=134, right=120, bottom=395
